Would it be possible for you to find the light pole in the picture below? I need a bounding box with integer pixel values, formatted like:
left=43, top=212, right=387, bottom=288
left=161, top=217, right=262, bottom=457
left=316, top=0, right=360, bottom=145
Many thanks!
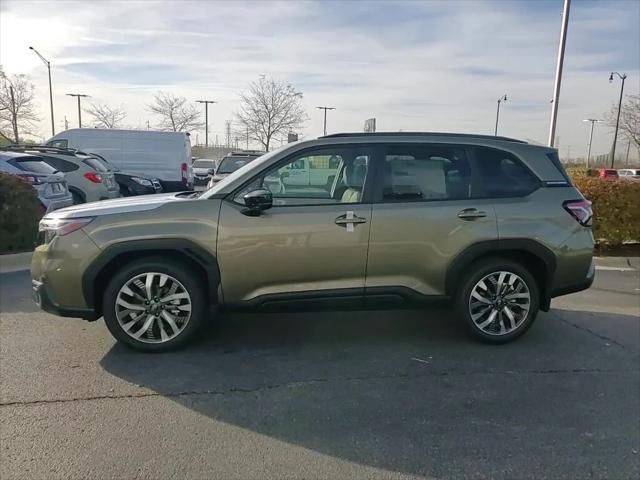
left=316, top=106, right=335, bottom=136
left=28, top=46, right=55, bottom=136
left=494, top=94, right=507, bottom=136
left=548, top=0, right=571, bottom=147
left=582, top=119, right=601, bottom=167
left=608, top=71, right=627, bottom=168
left=196, top=100, right=216, bottom=147
left=66, top=93, right=89, bottom=127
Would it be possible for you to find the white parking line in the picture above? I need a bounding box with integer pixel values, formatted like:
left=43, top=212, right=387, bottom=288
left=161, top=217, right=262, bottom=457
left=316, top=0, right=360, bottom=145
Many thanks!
left=595, top=266, right=635, bottom=272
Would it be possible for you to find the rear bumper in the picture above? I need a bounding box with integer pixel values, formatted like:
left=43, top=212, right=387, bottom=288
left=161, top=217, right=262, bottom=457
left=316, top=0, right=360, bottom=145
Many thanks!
left=194, top=176, right=210, bottom=185
left=550, top=258, right=595, bottom=298
left=43, top=195, right=74, bottom=213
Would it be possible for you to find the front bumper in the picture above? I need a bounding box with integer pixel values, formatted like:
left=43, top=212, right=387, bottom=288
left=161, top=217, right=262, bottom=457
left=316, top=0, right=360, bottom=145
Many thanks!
left=32, top=279, right=98, bottom=320
left=31, top=229, right=102, bottom=320
left=194, top=176, right=210, bottom=185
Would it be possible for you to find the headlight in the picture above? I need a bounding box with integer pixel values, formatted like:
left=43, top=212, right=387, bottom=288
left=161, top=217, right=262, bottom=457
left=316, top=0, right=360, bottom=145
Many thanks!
left=131, top=177, right=153, bottom=187
left=38, top=217, right=95, bottom=244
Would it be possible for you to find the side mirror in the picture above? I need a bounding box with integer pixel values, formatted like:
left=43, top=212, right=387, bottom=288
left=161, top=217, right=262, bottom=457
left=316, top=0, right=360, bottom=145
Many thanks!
left=242, top=189, right=272, bottom=216
left=207, top=168, right=215, bottom=175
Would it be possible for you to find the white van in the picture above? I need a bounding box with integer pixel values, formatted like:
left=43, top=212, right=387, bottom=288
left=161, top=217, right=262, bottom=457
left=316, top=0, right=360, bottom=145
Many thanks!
left=46, top=129, right=193, bottom=192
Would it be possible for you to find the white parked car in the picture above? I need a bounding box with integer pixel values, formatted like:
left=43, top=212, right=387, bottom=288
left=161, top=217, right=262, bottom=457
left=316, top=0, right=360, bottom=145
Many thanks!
left=618, top=169, right=640, bottom=180
left=192, top=158, right=219, bottom=187
left=46, top=128, right=193, bottom=192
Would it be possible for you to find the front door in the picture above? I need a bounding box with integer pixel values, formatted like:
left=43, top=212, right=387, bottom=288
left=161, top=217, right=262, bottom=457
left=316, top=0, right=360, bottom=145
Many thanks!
left=216, top=145, right=373, bottom=304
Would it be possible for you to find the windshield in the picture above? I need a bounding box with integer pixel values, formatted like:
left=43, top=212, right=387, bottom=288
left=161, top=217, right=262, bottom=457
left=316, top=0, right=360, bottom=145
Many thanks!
left=193, top=159, right=217, bottom=169
left=217, top=156, right=256, bottom=174
left=82, top=156, right=111, bottom=172
left=9, top=157, right=57, bottom=174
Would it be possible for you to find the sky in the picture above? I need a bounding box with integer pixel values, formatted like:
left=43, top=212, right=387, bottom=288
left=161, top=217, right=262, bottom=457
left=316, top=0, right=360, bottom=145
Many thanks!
left=1, top=0, right=639, bottom=158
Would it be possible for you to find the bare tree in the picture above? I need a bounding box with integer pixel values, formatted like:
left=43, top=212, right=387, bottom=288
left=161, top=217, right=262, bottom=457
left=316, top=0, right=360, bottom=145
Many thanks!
left=235, top=76, right=307, bottom=151
left=605, top=94, right=640, bottom=151
left=85, top=102, right=127, bottom=129
left=147, top=92, right=203, bottom=132
left=0, top=69, right=39, bottom=143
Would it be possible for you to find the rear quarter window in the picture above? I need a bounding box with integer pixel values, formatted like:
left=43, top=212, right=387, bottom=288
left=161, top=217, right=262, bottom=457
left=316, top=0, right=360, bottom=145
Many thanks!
left=473, top=147, right=540, bottom=198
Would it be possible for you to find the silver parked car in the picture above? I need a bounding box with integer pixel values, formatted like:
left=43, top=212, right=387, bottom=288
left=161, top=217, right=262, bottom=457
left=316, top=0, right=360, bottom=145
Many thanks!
left=0, top=151, right=73, bottom=212
left=2, top=146, right=120, bottom=204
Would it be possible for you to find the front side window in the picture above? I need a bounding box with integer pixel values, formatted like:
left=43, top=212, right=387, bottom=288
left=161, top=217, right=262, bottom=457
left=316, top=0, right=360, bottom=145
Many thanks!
left=235, top=148, right=369, bottom=206
left=474, top=147, right=539, bottom=198
left=380, top=145, right=471, bottom=202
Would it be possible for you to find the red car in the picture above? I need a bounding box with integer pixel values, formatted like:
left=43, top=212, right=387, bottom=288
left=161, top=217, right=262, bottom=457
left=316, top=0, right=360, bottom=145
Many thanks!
left=588, top=168, right=619, bottom=179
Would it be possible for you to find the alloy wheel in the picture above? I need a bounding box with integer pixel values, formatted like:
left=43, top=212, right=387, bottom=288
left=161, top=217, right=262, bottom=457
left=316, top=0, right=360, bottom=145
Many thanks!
left=468, top=271, right=531, bottom=336
left=115, top=272, right=192, bottom=344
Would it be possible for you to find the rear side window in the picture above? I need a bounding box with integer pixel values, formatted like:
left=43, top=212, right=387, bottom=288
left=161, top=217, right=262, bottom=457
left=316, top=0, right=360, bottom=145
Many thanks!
left=474, top=147, right=540, bottom=198
left=545, top=151, right=572, bottom=184
left=41, top=156, right=79, bottom=173
left=380, top=144, right=471, bottom=202
left=8, top=156, right=57, bottom=175
left=82, top=157, right=110, bottom=172
left=47, top=139, right=68, bottom=148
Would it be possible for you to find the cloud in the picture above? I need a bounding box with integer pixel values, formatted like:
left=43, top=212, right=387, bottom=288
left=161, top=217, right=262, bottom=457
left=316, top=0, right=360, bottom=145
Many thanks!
left=0, top=0, right=638, bottom=157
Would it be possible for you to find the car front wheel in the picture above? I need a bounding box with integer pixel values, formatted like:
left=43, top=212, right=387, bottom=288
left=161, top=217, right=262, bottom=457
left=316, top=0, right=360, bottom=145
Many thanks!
left=457, top=258, right=539, bottom=343
left=103, top=258, right=207, bottom=352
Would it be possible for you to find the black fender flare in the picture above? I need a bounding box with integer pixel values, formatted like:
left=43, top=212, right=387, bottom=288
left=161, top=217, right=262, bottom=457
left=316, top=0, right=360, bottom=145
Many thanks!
left=445, top=239, right=556, bottom=310
left=82, top=239, right=221, bottom=310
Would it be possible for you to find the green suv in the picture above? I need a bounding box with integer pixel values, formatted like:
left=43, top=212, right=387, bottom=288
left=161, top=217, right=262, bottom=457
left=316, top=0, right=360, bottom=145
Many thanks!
left=31, top=133, right=594, bottom=351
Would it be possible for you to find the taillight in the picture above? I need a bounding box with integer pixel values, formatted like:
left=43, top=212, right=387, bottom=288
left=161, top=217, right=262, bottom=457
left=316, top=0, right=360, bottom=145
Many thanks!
left=563, top=199, right=592, bottom=226
left=84, top=172, right=103, bottom=183
left=18, top=174, right=44, bottom=185
left=181, top=162, right=188, bottom=182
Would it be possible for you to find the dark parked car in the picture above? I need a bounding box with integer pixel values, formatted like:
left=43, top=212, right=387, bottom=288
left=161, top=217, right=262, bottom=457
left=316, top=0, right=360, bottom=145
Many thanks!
left=87, top=153, right=163, bottom=196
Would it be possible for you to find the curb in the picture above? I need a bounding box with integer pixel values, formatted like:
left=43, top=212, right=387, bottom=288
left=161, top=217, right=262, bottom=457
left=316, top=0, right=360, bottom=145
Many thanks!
left=594, top=256, right=639, bottom=271
left=0, top=252, right=33, bottom=274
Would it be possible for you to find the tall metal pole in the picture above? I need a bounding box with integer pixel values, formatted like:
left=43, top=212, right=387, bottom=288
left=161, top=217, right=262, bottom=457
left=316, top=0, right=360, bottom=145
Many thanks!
left=29, top=46, right=55, bottom=136
left=548, top=0, right=571, bottom=147
left=316, top=106, right=335, bottom=136
left=609, top=72, right=627, bottom=168
left=494, top=95, right=507, bottom=136
left=625, top=139, right=631, bottom=167
left=196, top=100, right=216, bottom=147
left=582, top=118, right=600, bottom=168
left=66, top=93, right=89, bottom=128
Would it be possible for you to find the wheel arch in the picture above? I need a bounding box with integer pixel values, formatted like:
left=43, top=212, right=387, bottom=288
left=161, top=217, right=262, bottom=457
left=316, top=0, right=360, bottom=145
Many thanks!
left=82, top=239, right=220, bottom=317
left=445, top=239, right=556, bottom=311
left=68, top=186, right=86, bottom=203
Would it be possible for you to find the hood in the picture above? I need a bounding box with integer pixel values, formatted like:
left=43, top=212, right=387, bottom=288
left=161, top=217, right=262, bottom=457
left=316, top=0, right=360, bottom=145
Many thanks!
left=115, top=171, right=158, bottom=181
left=44, top=192, right=183, bottom=219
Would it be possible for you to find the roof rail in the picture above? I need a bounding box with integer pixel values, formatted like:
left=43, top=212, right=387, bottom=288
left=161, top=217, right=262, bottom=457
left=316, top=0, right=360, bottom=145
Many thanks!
left=0, top=144, right=89, bottom=156
left=320, top=132, right=527, bottom=144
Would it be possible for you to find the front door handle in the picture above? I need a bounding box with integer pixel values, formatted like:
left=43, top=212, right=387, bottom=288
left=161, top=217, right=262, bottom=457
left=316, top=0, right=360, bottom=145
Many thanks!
left=335, top=211, right=367, bottom=231
left=457, top=208, right=487, bottom=220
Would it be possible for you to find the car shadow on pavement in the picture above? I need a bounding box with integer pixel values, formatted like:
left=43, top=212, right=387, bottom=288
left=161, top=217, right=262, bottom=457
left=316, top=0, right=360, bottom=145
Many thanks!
left=99, top=307, right=639, bottom=478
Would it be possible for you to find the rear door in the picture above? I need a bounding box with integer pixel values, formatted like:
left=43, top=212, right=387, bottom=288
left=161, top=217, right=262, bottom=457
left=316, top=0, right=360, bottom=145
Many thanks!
left=365, top=143, right=498, bottom=297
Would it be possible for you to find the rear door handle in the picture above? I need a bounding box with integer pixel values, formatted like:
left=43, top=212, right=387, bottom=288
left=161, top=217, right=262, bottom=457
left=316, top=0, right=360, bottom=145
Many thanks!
left=457, top=208, right=487, bottom=220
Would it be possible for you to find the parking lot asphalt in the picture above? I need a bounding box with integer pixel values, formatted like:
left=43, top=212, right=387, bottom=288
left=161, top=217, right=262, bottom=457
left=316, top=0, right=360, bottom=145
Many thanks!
left=1, top=268, right=639, bottom=480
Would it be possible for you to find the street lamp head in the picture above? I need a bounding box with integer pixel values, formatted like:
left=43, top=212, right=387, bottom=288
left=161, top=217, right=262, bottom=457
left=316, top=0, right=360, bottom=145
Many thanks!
left=28, top=46, right=34, bottom=50
left=609, top=73, right=614, bottom=83
left=503, top=94, right=507, bottom=102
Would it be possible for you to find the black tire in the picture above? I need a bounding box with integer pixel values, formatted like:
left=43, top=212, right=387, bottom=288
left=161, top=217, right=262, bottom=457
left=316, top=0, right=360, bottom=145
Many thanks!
left=456, top=257, right=540, bottom=344
left=71, top=191, right=84, bottom=204
left=103, top=257, right=208, bottom=352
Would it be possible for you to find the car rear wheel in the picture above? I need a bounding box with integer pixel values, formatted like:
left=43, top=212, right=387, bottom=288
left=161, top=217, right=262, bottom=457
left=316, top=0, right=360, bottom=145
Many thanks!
left=457, top=258, right=539, bottom=343
left=103, top=258, right=207, bottom=352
